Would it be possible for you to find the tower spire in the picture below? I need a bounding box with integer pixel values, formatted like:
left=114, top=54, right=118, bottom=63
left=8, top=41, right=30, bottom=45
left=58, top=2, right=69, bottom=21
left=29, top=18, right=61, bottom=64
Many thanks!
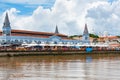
left=3, top=12, right=10, bottom=27
left=83, top=23, right=88, bottom=35
left=55, top=25, right=59, bottom=34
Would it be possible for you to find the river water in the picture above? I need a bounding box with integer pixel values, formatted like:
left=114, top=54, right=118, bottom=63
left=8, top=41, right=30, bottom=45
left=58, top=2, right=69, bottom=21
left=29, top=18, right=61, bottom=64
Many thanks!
left=0, top=54, right=120, bottom=80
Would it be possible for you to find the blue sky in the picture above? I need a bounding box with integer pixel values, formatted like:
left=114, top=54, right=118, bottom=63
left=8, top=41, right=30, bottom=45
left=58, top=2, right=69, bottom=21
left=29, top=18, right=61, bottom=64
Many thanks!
left=0, top=0, right=120, bottom=36
left=0, top=0, right=55, bottom=15
left=108, top=0, right=117, bottom=2
left=0, top=0, right=114, bottom=15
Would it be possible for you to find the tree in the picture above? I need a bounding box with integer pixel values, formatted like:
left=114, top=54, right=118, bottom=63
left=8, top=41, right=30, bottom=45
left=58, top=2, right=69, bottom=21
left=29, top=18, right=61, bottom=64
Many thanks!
left=89, top=34, right=99, bottom=38
left=69, top=35, right=82, bottom=39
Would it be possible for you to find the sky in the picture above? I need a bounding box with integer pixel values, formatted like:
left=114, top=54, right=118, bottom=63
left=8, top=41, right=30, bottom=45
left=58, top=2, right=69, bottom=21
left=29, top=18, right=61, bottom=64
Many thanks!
left=0, top=0, right=119, bottom=36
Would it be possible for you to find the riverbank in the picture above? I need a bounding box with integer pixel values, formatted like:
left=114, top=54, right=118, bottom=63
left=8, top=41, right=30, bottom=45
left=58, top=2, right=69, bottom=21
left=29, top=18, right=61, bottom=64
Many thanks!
left=0, top=50, right=120, bottom=57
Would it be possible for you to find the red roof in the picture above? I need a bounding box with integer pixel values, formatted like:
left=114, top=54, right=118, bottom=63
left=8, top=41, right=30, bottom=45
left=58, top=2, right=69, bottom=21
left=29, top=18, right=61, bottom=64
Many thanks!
left=100, top=36, right=119, bottom=39
left=12, top=29, right=67, bottom=37
left=0, top=29, right=68, bottom=38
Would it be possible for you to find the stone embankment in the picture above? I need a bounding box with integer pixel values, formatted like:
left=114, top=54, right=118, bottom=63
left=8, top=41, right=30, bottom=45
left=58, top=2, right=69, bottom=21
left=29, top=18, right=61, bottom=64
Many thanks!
left=0, top=50, right=120, bottom=57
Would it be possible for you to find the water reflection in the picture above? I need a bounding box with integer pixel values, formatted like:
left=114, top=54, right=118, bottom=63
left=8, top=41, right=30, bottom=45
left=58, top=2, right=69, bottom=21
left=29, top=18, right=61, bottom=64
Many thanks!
left=0, top=54, right=120, bottom=80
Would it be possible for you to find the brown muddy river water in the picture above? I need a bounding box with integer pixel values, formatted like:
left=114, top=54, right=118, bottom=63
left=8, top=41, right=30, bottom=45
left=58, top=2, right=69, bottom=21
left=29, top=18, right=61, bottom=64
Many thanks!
left=0, top=54, right=120, bottom=80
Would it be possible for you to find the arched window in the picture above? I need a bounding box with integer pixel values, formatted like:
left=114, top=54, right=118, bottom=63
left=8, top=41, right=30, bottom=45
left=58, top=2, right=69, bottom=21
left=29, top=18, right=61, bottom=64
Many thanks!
left=2, top=40, right=5, bottom=42
left=54, top=41, right=57, bottom=44
left=85, top=36, right=88, bottom=40
left=15, top=40, right=18, bottom=43
left=38, top=41, right=41, bottom=44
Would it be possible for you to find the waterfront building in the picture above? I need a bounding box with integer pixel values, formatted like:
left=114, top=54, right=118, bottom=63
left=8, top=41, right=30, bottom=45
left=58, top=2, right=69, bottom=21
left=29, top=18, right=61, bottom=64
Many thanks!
left=98, top=36, right=120, bottom=47
left=0, top=12, right=113, bottom=51
left=0, top=13, right=85, bottom=47
left=1, top=13, right=115, bottom=49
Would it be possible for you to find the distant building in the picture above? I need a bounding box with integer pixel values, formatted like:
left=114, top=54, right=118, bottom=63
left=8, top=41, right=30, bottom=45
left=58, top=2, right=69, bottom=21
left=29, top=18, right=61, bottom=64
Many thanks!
left=98, top=36, right=119, bottom=42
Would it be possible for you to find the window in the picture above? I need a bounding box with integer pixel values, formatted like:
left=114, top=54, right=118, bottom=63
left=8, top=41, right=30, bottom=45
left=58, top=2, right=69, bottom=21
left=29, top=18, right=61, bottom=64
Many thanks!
left=15, top=40, right=18, bottom=43
left=54, top=41, right=57, bottom=44
left=85, top=37, right=88, bottom=40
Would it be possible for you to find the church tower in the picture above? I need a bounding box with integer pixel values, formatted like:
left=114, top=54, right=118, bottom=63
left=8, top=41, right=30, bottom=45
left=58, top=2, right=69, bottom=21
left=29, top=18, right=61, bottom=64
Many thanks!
left=82, top=24, right=90, bottom=43
left=2, top=12, right=11, bottom=36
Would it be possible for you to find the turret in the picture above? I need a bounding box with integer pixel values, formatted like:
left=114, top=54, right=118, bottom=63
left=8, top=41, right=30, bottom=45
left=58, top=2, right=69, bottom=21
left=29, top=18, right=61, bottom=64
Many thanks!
left=2, top=12, right=11, bottom=36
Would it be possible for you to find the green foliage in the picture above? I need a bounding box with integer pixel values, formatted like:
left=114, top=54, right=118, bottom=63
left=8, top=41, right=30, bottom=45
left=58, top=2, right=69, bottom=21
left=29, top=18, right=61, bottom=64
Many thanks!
left=89, top=33, right=99, bottom=38
left=69, top=35, right=82, bottom=39
left=117, top=36, right=120, bottom=38
left=69, top=35, right=77, bottom=38
left=69, top=34, right=99, bottom=39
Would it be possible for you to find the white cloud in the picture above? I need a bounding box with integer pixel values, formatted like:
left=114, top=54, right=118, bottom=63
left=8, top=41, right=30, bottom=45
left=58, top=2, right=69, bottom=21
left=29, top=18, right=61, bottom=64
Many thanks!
left=86, top=0, right=120, bottom=35
left=0, top=0, right=120, bottom=36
